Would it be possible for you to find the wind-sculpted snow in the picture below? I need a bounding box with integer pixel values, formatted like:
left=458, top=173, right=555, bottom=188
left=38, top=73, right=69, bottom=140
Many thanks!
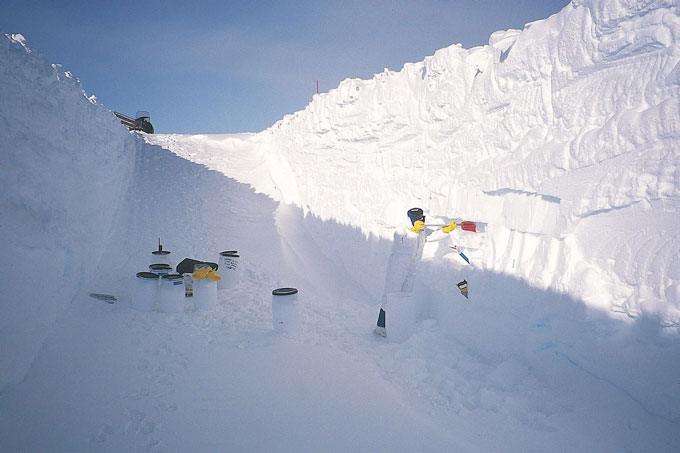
left=255, top=0, right=680, bottom=323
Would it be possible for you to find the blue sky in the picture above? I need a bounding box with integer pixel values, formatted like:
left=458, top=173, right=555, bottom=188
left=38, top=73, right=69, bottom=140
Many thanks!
left=3, top=0, right=569, bottom=134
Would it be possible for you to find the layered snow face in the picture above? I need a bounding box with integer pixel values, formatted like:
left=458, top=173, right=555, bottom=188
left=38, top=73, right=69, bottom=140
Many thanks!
left=258, top=0, right=680, bottom=323
left=0, top=33, right=137, bottom=390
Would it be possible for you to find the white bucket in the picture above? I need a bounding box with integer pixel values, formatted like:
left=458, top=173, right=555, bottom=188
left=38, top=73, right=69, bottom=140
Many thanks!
left=149, top=263, right=172, bottom=275
left=193, top=278, right=218, bottom=311
left=151, top=250, right=172, bottom=267
left=132, top=272, right=159, bottom=312
left=384, top=292, right=417, bottom=343
left=158, top=274, right=185, bottom=313
left=271, top=288, right=300, bottom=333
left=217, top=251, right=240, bottom=290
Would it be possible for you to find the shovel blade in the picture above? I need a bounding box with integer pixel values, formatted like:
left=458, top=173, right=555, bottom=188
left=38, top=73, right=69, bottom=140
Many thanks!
left=461, top=221, right=477, bottom=232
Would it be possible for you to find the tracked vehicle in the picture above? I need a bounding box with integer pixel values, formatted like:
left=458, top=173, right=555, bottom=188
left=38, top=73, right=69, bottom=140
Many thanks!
left=114, top=110, right=154, bottom=134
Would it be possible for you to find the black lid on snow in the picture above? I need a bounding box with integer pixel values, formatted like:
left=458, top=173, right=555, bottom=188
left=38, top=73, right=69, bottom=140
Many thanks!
left=272, top=287, right=298, bottom=296
left=137, top=272, right=159, bottom=279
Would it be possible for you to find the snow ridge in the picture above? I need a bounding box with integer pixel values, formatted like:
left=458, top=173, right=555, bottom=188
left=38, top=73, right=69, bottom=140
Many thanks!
left=255, top=0, right=680, bottom=323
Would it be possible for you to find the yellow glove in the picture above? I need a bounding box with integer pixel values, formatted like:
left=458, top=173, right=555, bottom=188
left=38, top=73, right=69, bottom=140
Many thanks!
left=442, top=221, right=457, bottom=233
left=411, top=220, right=425, bottom=233
left=207, top=269, right=222, bottom=281
left=193, top=267, right=210, bottom=280
left=193, top=267, right=222, bottom=281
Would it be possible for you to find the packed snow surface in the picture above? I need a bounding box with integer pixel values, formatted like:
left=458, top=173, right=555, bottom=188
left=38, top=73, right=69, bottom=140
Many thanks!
left=2, top=0, right=680, bottom=451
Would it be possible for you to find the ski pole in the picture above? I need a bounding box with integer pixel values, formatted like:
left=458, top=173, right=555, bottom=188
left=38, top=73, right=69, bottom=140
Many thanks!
left=425, top=221, right=477, bottom=232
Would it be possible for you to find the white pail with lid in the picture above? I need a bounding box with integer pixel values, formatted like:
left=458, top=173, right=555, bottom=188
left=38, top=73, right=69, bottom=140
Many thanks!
left=158, top=274, right=185, bottom=313
left=271, top=287, right=300, bottom=333
left=217, top=251, right=239, bottom=290
left=132, top=272, right=159, bottom=311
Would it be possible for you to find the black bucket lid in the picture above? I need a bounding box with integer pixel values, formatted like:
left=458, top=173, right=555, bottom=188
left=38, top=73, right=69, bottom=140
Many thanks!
left=137, top=271, right=159, bottom=279
left=161, top=273, right=184, bottom=281
left=152, top=250, right=171, bottom=255
left=149, top=263, right=172, bottom=270
left=220, top=250, right=239, bottom=256
left=272, top=287, right=298, bottom=296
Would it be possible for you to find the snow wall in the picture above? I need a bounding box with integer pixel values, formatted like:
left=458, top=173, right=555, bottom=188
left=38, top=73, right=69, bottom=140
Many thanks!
left=260, top=0, right=680, bottom=323
left=0, top=33, right=139, bottom=390
left=0, top=33, right=286, bottom=394
left=2, top=0, right=680, bottom=393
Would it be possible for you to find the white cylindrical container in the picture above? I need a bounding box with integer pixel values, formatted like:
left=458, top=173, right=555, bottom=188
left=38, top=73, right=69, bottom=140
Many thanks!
left=132, top=272, right=159, bottom=312
left=384, top=291, right=417, bottom=343
left=158, top=274, right=185, bottom=313
left=271, top=287, right=300, bottom=333
left=151, top=249, right=172, bottom=267
left=217, top=251, right=240, bottom=290
left=149, top=263, right=172, bottom=275
left=193, top=278, right=218, bottom=311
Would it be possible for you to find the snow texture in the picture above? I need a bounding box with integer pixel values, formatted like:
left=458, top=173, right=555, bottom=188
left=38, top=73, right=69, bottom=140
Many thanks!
left=1, top=1, right=680, bottom=451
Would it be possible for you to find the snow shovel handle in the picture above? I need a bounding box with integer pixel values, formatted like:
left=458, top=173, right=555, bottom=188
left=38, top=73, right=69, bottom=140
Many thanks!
left=425, top=221, right=477, bottom=232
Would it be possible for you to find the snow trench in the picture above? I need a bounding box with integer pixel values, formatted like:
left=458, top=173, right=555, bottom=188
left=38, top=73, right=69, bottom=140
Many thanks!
left=2, top=1, right=680, bottom=449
